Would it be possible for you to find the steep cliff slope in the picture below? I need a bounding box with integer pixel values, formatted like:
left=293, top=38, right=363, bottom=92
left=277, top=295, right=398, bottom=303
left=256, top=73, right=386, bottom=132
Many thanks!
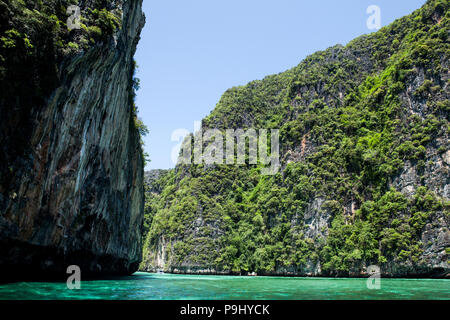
left=142, top=170, right=170, bottom=239
left=0, top=0, right=145, bottom=279
left=141, top=0, right=449, bottom=277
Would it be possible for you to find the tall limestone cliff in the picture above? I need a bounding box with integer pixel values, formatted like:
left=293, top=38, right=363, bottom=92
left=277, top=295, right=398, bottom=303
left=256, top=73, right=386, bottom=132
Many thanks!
left=141, top=0, right=449, bottom=278
left=0, top=0, right=145, bottom=279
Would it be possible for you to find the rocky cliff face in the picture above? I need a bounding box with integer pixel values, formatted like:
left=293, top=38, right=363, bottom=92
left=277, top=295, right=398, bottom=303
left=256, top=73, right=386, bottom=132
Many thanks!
left=141, top=0, right=449, bottom=278
left=145, top=170, right=170, bottom=194
left=0, top=0, right=145, bottom=280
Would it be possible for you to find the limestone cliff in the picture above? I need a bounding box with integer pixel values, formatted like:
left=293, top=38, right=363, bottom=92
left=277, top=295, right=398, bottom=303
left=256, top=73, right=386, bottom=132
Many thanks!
left=141, top=0, right=449, bottom=278
left=0, top=0, right=145, bottom=280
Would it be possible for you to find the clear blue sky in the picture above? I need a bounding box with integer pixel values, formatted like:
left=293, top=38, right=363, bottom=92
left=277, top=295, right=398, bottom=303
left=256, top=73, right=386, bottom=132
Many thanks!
left=135, top=0, right=426, bottom=170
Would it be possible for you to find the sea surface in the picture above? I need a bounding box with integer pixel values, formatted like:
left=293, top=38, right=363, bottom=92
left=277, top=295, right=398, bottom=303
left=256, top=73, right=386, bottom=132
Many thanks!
left=0, top=272, right=449, bottom=300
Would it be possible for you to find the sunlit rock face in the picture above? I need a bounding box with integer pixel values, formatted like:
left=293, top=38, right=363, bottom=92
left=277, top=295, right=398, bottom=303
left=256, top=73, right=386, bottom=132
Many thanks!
left=140, top=0, right=449, bottom=278
left=0, top=0, right=145, bottom=280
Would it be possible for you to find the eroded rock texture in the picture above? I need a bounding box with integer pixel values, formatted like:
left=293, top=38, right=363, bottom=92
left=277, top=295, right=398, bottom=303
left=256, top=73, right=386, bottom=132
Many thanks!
left=0, top=0, right=145, bottom=280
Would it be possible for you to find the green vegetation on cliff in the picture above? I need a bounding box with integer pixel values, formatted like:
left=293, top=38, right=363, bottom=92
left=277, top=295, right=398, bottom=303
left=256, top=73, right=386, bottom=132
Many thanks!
left=142, top=0, right=449, bottom=276
left=0, top=0, right=123, bottom=95
left=0, top=0, right=147, bottom=189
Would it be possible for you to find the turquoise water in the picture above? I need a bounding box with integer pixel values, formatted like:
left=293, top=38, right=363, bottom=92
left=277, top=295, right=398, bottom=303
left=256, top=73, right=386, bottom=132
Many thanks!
left=0, top=272, right=448, bottom=300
